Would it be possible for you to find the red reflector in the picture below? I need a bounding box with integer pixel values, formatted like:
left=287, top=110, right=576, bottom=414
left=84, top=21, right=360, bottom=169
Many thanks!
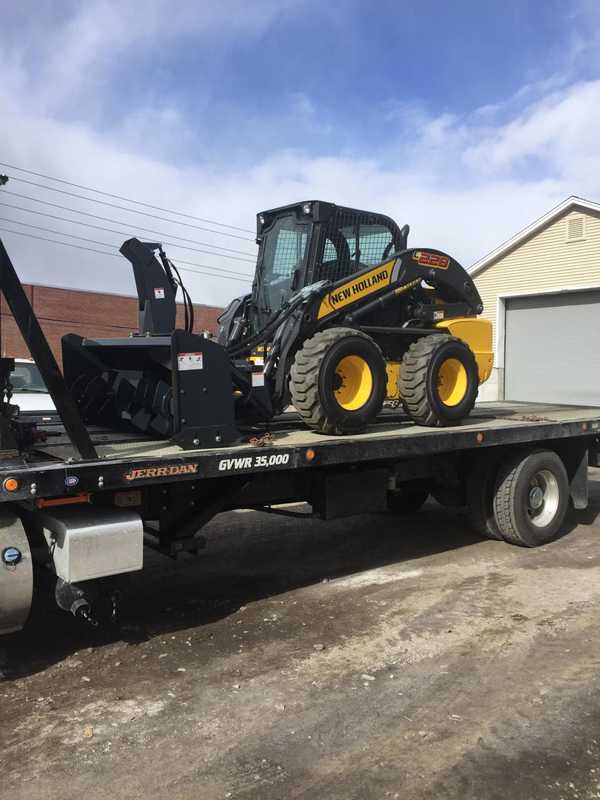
left=35, top=493, right=91, bottom=509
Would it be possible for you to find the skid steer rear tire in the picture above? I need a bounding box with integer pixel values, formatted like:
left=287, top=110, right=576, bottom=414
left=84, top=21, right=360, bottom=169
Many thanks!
left=290, top=327, right=386, bottom=435
left=399, top=334, right=479, bottom=427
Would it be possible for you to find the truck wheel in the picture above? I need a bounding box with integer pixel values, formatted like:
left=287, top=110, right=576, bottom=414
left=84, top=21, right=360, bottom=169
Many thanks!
left=387, top=486, right=430, bottom=514
left=465, top=456, right=502, bottom=540
left=290, top=327, right=386, bottom=435
left=399, top=334, right=479, bottom=427
left=493, top=450, right=569, bottom=547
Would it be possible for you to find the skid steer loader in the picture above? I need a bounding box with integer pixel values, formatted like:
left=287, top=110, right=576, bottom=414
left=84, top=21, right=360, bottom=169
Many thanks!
left=218, top=200, right=493, bottom=434
left=61, top=201, right=492, bottom=448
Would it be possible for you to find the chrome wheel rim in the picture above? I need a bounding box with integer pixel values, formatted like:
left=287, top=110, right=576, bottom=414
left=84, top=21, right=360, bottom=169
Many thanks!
left=527, top=469, right=560, bottom=528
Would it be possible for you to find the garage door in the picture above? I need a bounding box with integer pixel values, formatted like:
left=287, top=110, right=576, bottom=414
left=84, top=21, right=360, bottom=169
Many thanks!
left=504, top=290, right=600, bottom=405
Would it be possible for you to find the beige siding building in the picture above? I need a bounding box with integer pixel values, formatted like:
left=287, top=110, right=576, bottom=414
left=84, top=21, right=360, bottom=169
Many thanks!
left=471, top=196, right=600, bottom=404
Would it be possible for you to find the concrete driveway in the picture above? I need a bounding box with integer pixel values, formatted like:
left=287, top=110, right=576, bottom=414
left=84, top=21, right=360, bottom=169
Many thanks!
left=2, top=471, right=600, bottom=800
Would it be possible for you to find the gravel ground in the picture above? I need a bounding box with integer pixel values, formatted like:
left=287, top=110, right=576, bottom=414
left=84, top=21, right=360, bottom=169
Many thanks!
left=2, top=471, right=600, bottom=800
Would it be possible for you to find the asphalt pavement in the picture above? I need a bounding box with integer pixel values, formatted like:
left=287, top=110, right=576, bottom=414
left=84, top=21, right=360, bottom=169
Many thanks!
left=2, top=472, right=600, bottom=799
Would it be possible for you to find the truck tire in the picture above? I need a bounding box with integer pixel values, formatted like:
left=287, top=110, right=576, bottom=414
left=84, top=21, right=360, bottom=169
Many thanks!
left=465, top=456, right=502, bottom=540
left=290, top=327, right=386, bottom=435
left=387, top=486, right=430, bottom=514
left=492, top=450, right=569, bottom=547
left=399, top=334, right=479, bottom=427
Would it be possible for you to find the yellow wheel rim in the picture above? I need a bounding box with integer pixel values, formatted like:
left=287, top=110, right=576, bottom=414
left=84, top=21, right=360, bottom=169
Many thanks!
left=334, top=355, right=373, bottom=411
left=437, top=357, right=468, bottom=407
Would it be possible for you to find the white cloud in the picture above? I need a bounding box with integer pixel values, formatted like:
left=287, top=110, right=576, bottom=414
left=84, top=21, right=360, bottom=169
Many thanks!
left=3, top=0, right=309, bottom=113
left=463, top=80, right=600, bottom=184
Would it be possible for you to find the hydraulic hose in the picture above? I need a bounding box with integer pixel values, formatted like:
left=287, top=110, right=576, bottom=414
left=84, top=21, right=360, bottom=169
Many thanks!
left=227, top=293, right=305, bottom=357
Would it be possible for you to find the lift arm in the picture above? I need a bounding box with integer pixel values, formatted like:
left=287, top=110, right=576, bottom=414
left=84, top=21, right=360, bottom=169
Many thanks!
left=316, top=248, right=483, bottom=323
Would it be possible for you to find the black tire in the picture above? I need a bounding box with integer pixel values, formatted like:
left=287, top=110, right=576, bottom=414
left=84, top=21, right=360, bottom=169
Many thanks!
left=387, top=486, right=430, bottom=514
left=290, top=327, right=386, bottom=435
left=492, top=450, right=569, bottom=547
left=399, top=334, right=479, bottom=427
left=465, top=456, right=502, bottom=540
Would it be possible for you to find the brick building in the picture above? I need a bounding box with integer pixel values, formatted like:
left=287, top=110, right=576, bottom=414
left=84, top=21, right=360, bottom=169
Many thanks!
left=0, top=284, right=223, bottom=367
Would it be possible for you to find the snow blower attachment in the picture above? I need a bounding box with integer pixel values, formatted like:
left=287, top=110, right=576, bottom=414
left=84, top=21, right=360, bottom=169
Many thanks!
left=60, top=202, right=493, bottom=449
left=62, top=238, right=239, bottom=449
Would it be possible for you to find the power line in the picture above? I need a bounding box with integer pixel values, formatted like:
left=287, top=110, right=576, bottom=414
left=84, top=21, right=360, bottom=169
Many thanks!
left=1, top=190, right=255, bottom=259
left=0, top=161, right=255, bottom=234
left=0, top=196, right=256, bottom=265
left=0, top=218, right=251, bottom=280
left=171, top=259, right=252, bottom=284
left=0, top=216, right=251, bottom=279
left=0, top=227, right=251, bottom=284
left=0, top=225, right=119, bottom=257
left=2, top=172, right=255, bottom=242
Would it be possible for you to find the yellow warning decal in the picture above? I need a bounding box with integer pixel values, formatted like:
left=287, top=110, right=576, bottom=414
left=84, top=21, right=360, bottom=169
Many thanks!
left=412, top=251, right=450, bottom=269
left=317, top=262, right=394, bottom=319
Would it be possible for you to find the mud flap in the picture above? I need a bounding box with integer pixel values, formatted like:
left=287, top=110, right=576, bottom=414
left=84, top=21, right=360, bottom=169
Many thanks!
left=569, top=447, right=589, bottom=511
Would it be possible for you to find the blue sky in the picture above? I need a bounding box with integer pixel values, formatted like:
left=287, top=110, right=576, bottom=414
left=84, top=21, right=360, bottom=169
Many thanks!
left=1, top=0, right=600, bottom=305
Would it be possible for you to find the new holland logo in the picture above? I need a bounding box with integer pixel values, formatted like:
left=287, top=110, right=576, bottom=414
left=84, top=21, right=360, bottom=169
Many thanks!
left=317, top=262, right=392, bottom=319
left=124, top=464, right=199, bottom=481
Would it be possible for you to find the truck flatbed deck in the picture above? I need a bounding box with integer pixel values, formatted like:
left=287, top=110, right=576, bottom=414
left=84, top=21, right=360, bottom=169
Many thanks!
left=1, top=402, right=598, bottom=503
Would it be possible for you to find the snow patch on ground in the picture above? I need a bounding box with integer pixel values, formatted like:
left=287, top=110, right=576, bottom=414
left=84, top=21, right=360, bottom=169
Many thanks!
left=331, top=567, right=424, bottom=589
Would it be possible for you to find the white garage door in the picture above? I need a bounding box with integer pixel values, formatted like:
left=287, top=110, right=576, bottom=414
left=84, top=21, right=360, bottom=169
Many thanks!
left=504, top=290, right=600, bottom=405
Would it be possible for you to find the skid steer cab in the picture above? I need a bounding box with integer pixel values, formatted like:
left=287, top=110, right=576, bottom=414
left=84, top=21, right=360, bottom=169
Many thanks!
left=218, top=200, right=493, bottom=435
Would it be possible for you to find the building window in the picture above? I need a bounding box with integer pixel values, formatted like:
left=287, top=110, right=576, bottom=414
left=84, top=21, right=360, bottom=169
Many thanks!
left=566, top=216, right=585, bottom=242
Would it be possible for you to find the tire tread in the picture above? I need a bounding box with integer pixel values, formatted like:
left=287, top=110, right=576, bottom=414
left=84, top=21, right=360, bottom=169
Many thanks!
left=290, top=327, right=383, bottom=435
left=398, top=334, right=478, bottom=427
left=492, top=449, right=569, bottom=547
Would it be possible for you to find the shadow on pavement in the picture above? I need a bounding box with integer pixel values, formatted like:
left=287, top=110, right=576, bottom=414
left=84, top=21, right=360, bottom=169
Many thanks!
left=4, top=474, right=600, bottom=680
left=2, top=502, right=482, bottom=679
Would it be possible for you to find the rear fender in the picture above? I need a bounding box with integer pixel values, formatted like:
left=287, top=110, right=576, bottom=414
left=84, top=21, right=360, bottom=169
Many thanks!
left=435, top=317, right=494, bottom=384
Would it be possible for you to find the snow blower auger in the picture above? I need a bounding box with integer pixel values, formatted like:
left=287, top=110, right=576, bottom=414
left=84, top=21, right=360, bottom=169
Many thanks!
left=219, top=201, right=493, bottom=435
left=61, top=202, right=493, bottom=451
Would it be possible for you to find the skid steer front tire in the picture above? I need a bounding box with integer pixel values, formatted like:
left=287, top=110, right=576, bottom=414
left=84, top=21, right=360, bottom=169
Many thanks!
left=399, top=334, right=479, bottom=427
left=290, top=327, right=386, bottom=435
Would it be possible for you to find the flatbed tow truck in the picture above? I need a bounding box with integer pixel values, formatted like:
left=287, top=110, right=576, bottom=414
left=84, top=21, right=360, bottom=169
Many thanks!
left=1, top=236, right=599, bottom=635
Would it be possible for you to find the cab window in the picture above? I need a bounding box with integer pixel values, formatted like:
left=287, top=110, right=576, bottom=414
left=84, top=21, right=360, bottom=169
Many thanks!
left=358, top=224, right=394, bottom=265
